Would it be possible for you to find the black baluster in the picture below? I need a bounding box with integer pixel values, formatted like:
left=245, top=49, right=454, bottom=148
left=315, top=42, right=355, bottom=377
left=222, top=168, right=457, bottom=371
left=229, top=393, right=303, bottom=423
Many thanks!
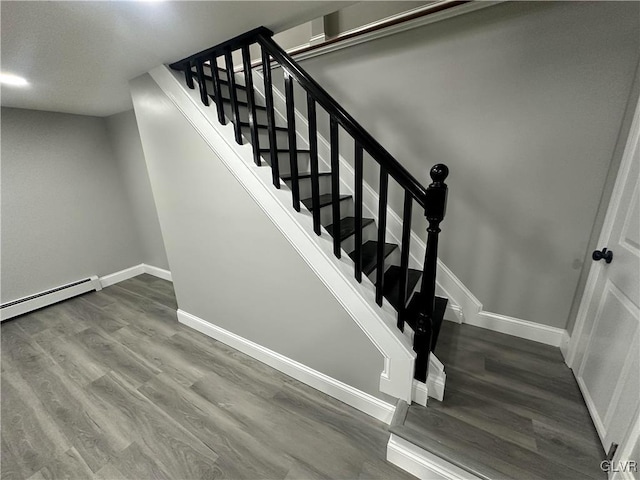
left=284, top=70, right=300, bottom=212
left=195, top=60, right=209, bottom=106
left=184, top=62, right=194, bottom=89
left=242, top=45, right=260, bottom=165
left=354, top=142, right=364, bottom=282
left=307, top=92, right=321, bottom=235
left=224, top=48, right=242, bottom=144
left=414, top=163, right=449, bottom=382
left=375, top=168, right=389, bottom=306
left=397, top=191, right=413, bottom=331
left=261, top=48, right=279, bottom=189
left=330, top=116, right=341, bottom=258
left=209, top=56, right=226, bottom=125
left=413, top=316, right=432, bottom=383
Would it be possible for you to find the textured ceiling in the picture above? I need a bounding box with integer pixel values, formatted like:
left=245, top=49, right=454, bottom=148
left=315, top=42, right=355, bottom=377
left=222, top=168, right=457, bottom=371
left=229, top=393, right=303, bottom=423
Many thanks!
left=1, top=1, right=352, bottom=117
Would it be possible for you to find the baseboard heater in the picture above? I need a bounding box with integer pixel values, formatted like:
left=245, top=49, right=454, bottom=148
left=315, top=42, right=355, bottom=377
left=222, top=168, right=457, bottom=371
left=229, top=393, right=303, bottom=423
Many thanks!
left=1, top=276, right=102, bottom=322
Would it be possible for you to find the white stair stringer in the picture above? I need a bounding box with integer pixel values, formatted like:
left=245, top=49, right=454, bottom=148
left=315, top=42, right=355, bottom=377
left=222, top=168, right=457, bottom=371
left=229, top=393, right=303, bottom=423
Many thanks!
left=150, top=64, right=415, bottom=402
left=401, top=323, right=446, bottom=405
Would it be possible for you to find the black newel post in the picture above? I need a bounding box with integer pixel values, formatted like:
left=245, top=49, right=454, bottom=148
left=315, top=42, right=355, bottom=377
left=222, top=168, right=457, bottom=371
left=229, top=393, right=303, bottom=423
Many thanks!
left=414, top=164, right=449, bottom=382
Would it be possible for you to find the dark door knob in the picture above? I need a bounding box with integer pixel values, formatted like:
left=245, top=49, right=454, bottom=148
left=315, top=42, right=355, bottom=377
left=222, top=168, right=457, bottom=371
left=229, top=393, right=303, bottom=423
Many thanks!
left=592, top=248, right=613, bottom=264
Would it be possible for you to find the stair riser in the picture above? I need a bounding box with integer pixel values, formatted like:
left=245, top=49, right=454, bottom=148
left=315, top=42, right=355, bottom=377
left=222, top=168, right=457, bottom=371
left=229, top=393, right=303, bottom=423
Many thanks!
left=219, top=102, right=269, bottom=125
left=255, top=128, right=294, bottom=150
left=363, top=248, right=402, bottom=283
left=200, top=78, right=249, bottom=103
left=284, top=175, right=333, bottom=199
left=202, top=65, right=246, bottom=85
left=339, top=221, right=378, bottom=253
left=262, top=153, right=312, bottom=177
left=316, top=199, right=354, bottom=227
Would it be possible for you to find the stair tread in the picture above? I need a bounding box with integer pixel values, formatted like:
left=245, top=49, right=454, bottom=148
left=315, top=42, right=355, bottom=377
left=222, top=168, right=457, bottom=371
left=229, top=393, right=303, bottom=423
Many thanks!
left=402, top=295, right=448, bottom=338
left=378, top=265, right=422, bottom=312
left=389, top=417, right=503, bottom=480
left=348, top=241, right=398, bottom=276
left=326, top=217, right=375, bottom=241
left=281, top=172, right=331, bottom=181
left=301, top=194, right=351, bottom=212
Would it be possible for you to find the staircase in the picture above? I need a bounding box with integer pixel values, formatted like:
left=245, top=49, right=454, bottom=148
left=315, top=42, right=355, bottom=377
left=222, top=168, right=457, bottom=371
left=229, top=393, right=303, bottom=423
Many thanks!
left=169, top=26, right=448, bottom=388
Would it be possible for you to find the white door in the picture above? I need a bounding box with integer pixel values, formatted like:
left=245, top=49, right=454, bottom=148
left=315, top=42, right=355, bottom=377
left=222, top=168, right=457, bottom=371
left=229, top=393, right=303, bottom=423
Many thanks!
left=568, top=98, right=640, bottom=477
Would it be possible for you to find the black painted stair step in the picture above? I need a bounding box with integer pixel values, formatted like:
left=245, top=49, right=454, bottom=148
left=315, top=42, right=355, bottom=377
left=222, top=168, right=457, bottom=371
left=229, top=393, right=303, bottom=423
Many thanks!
left=209, top=94, right=267, bottom=111
left=326, top=217, right=375, bottom=242
left=301, top=194, right=351, bottom=212
left=239, top=121, right=288, bottom=132
left=401, top=295, right=448, bottom=352
left=348, top=241, right=398, bottom=276
left=259, top=148, right=311, bottom=155
left=378, top=265, right=422, bottom=312
left=192, top=71, right=247, bottom=90
left=281, top=172, right=331, bottom=181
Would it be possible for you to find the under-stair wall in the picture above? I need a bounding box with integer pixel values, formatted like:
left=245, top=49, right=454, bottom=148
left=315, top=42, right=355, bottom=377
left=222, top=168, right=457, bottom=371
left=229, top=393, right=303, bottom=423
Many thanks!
left=130, top=73, right=411, bottom=421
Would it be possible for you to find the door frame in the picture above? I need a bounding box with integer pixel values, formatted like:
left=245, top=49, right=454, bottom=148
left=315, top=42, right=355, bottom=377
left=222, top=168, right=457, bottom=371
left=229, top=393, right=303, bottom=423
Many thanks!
left=565, top=95, right=639, bottom=369
left=565, top=95, right=640, bottom=473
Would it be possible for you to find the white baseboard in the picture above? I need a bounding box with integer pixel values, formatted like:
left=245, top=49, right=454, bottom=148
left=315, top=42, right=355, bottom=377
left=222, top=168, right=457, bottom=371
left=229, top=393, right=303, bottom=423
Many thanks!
left=1, top=276, right=102, bottom=321
left=143, top=264, right=172, bottom=282
left=387, top=434, right=481, bottom=480
left=412, top=380, right=428, bottom=407
left=445, top=303, right=464, bottom=324
left=177, top=309, right=396, bottom=424
left=99, top=263, right=172, bottom=288
left=466, top=311, right=567, bottom=347
left=560, top=330, right=571, bottom=363
left=426, top=354, right=446, bottom=402
left=99, top=264, right=145, bottom=287
left=412, top=354, right=447, bottom=406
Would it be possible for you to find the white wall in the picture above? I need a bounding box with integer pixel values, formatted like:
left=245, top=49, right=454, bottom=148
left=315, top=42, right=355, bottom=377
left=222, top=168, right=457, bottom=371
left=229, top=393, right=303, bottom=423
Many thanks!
left=1, top=107, right=144, bottom=302
left=130, top=74, right=390, bottom=401
left=287, top=1, right=640, bottom=329
left=106, top=110, right=169, bottom=270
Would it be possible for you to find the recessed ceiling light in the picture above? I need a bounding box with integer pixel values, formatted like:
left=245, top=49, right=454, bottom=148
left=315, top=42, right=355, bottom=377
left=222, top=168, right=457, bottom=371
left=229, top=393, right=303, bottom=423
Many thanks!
left=0, top=73, right=29, bottom=87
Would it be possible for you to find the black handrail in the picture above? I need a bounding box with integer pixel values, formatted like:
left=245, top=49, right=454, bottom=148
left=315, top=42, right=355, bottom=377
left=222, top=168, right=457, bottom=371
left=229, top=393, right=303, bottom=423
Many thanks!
left=257, top=33, right=428, bottom=208
left=170, top=27, right=428, bottom=207
left=169, top=26, right=448, bottom=385
left=169, top=27, right=273, bottom=70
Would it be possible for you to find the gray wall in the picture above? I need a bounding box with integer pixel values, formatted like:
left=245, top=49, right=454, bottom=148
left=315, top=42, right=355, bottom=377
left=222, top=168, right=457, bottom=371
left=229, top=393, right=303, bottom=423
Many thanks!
left=325, top=1, right=429, bottom=36
left=290, top=1, right=640, bottom=329
left=130, top=74, right=389, bottom=401
left=106, top=110, right=169, bottom=270
left=565, top=61, right=640, bottom=335
left=1, top=108, right=144, bottom=302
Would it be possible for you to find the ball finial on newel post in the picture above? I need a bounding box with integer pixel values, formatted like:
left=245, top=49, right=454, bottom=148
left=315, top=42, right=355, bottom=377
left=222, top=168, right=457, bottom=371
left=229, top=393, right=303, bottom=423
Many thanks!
left=430, top=164, right=449, bottom=186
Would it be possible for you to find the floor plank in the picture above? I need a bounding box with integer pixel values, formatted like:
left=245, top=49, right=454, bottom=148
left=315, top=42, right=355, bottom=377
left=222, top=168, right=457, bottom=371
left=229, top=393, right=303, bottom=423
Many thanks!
left=27, top=447, right=94, bottom=480
left=391, top=321, right=606, bottom=479
left=88, top=371, right=221, bottom=478
left=2, top=275, right=415, bottom=480
left=1, top=374, right=71, bottom=479
left=138, top=373, right=291, bottom=479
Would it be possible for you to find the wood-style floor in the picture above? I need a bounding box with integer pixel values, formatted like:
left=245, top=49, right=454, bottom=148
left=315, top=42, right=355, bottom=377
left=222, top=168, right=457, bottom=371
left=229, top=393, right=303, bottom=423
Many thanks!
left=1, top=275, right=415, bottom=480
left=391, top=321, right=606, bottom=480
